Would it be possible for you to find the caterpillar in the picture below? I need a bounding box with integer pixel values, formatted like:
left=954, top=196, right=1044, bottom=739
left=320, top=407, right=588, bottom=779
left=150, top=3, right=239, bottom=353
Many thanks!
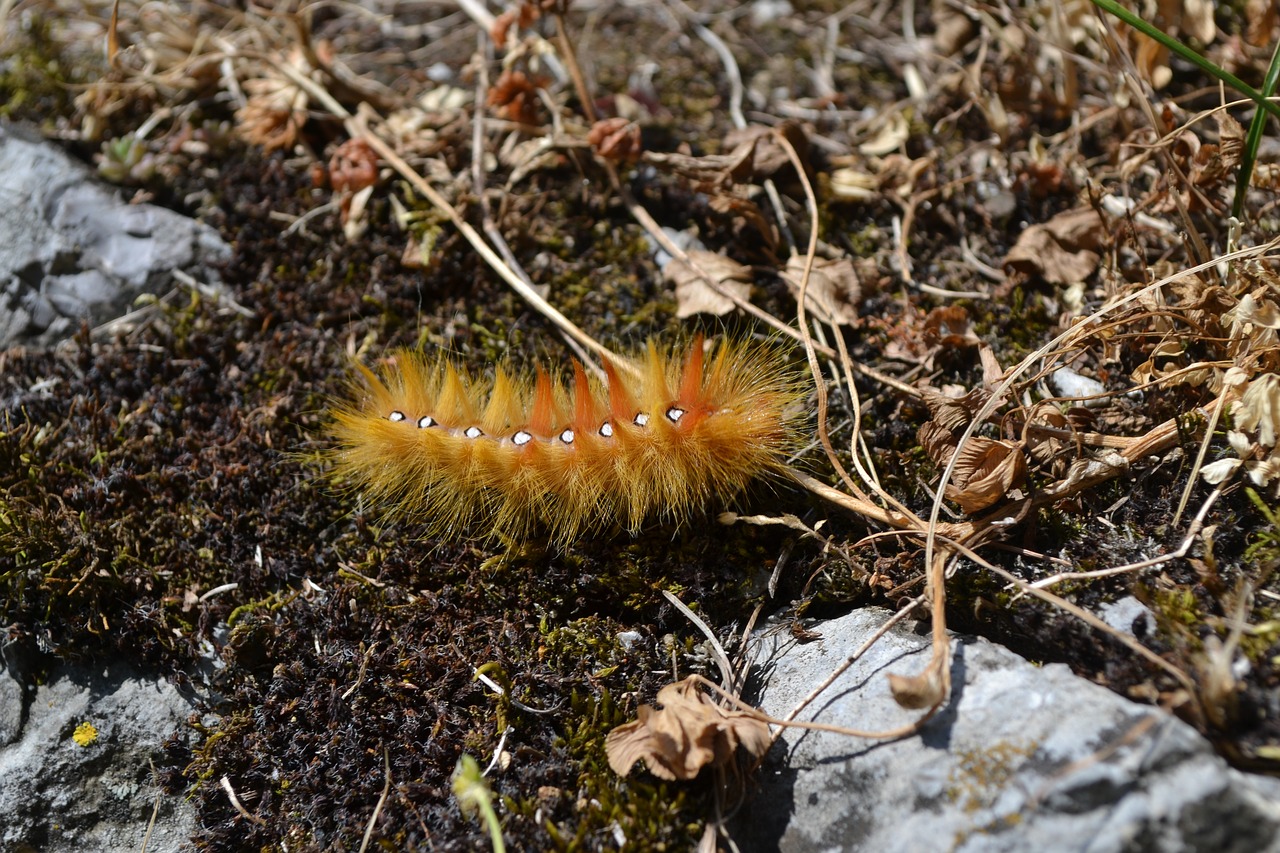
left=326, top=336, right=805, bottom=547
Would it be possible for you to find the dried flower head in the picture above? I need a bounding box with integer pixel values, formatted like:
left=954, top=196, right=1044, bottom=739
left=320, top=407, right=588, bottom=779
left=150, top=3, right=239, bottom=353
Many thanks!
left=236, top=46, right=329, bottom=151
left=487, top=69, right=546, bottom=126
left=329, top=138, right=379, bottom=194
left=588, top=117, right=642, bottom=163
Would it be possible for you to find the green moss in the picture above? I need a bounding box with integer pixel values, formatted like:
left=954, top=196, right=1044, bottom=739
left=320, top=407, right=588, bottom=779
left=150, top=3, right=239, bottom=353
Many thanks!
left=1243, top=487, right=1280, bottom=569
left=0, top=16, right=83, bottom=124
left=544, top=688, right=707, bottom=849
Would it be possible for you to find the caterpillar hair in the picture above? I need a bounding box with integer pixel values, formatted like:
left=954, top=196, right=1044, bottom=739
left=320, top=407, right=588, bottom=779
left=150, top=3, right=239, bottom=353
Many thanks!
left=326, top=335, right=806, bottom=547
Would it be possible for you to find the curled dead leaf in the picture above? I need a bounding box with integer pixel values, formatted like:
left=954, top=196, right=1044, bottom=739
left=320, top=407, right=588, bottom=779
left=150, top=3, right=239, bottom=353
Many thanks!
left=859, top=110, right=909, bottom=156
left=668, top=249, right=753, bottom=318
left=780, top=255, right=861, bottom=326
left=946, top=437, right=1028, bottom=513
left=1212, top=373, right=1280, bottom=488
left=923, top=305, right=980, bottom=349
left=1234, top=373, right=1280, bottom=449
left=921, top=388, right=990, bottom=432
left=488, top=68, right=546, bottom=125
left=829, top=167, right=878, bottom=202
left=1040, top=452, right=1129, bottom=500
left=605, top=677, right=772, bottom=781
left=329, top=138, right=379, bottom=194
left=919, top=421, right=1027, bottom=514
left=721, top=121, right=810, bottom=183
left=1004, top=207, right=1106, bottom=285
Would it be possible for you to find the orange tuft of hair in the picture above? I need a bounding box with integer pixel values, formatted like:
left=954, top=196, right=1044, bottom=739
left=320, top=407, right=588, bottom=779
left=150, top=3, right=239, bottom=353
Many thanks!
left=326, top=336, right=806, bottom=547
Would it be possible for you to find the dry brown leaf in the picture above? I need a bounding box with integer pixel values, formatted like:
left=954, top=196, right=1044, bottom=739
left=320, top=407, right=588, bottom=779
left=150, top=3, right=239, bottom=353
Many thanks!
left=1234, top=373, right=1280, bottom=449
left=921, top=388, right=991, bottom=432
left=722, top=123, right=806, bottom=181
left=780, top=255, right=861, bottom=326
left=643, top=147, right=754, bottom=191
left=668, top=250, right=753, bottom=318
left=1004, top=207, right=1106, bottom=284
left=605, top=677, right=772, bottom=780
left=923, top=305, right=980, bottom=348
left=1248, top=0, right=1278, bottom=45
left=1025, top=404, right=1069, bottom=466
left=919, top=420, right=1027, bottom=513
left=329, top=138, right=379, bottom=194
left=945, top=437, right=1028, bottom=513
left=1041, top=452, right=1129, bottom=500
left=642, top=142, right=777, bottom=239
left=588, top=117, right=642, bottom=163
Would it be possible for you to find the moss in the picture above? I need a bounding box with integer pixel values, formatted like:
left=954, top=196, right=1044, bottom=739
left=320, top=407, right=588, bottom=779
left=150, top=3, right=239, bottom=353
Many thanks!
left=543, top=688, right=708, bottom=850
left=0, top=16, right=83, bottom=123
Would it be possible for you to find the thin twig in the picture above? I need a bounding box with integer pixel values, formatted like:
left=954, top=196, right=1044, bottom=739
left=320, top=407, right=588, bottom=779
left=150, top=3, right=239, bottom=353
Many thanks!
left=1027, top=485, right=1224, bottom=592
left=356, top=751, right=392, bottom=853
left=219, top=775, right=266, bottom=826
left=775, top=596, right=925, bottom=733
left=663, top=590, right=740, bottom=695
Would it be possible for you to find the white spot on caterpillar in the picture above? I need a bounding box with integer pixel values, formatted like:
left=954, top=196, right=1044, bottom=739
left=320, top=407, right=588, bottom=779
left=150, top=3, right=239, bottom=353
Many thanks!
left=417, top=415, right=436, bottom=429
left=666, top=407, right=685, bottom=423
left=465, top=426, right=484, bottom=439
left=559, top=429, right=575, bottom=444
left=513, top=430, right=533, bottom=446
left=388, top=411, right=406, bottom=422
left=599, top=422, right=614, bottom=438
left=633, top=412, right=650, bottom=427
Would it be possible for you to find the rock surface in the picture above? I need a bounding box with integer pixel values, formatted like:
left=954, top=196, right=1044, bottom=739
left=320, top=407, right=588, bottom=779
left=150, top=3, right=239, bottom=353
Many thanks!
left=0, top=661, right=196, bottom=853
left=734, top=608, right=1280, bottom=852
left=0, top=121, right=230, bottom=348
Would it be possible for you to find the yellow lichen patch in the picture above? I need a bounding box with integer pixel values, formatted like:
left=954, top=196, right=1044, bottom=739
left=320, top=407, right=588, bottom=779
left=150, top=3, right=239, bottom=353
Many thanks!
left=72, top=721, right=98, bottom=747
left=947, top=740, right=1036, bottom=814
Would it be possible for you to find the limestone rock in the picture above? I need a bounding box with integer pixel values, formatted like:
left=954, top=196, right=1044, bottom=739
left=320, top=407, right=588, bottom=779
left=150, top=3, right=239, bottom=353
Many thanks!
left=0, top=122, right=230, bottom=348
left=0, top=661, right=196, bottom=853
left=735, top=608, right=1280, bottom=852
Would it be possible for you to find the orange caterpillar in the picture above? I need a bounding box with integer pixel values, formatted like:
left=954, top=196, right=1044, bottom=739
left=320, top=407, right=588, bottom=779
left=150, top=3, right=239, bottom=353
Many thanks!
left=327, top=336, right=805, bottom=546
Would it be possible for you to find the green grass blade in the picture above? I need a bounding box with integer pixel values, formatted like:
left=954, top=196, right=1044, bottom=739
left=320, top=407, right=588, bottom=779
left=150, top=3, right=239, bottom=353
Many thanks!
left=1234, top=40, right=1280, bottom=220
left=1089, top=0, right=1280, bottom=122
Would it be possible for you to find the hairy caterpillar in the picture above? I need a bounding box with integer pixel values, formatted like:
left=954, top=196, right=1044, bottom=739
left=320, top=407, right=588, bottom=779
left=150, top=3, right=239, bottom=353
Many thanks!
left=327, top=336, right=805, bottom=547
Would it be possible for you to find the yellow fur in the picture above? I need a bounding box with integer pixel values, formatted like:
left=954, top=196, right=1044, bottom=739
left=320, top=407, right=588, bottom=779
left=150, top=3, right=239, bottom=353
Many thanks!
left=326, top=338, right=805, bottom=547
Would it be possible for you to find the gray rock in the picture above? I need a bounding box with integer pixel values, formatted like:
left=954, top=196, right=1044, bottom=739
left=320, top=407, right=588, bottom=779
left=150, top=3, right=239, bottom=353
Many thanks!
left=0, top=121, right=230, bottom=348
left=0, top=662, right=196, bottom=853
left=735, top=608, right=1280, bottom=852
left=1098, top=595, right=1153, bottom=636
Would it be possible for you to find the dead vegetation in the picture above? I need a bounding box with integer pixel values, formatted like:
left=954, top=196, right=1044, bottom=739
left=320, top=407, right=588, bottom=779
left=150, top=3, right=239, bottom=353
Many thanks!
left=5, top=0, right=1280, bottom=848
